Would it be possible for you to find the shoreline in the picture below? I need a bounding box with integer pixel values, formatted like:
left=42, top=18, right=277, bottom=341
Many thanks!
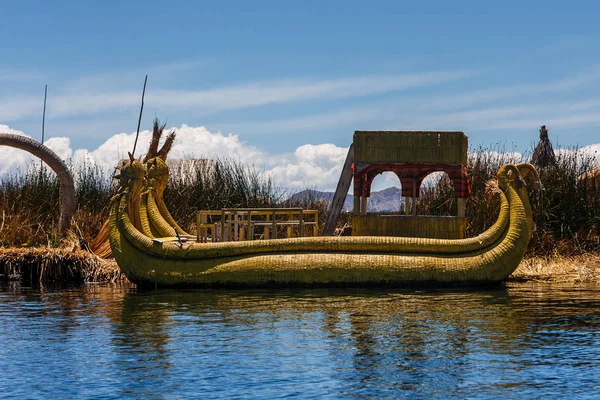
left=1, top=246, right=599, bottom=285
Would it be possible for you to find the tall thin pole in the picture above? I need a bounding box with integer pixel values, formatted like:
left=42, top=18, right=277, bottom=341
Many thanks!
left=40, top=85, right=48, bottom=174
left=131, top=75, right=148, bottom=159
left=41, top=84, right=47, bottom=144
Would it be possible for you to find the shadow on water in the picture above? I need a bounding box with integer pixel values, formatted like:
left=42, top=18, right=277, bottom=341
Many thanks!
left=1, top=281, right=599, bottom=398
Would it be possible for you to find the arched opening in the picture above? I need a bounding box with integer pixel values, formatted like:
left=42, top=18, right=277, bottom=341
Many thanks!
left=419, top=171, right=458, bottom=216
left=0, top=134, right=75, bottom=235
left=366, top=171, right=403, bottom=213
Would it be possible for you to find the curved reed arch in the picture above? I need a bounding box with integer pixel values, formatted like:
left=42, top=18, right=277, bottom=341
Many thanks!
left=0, top=133, right=76, bottom=235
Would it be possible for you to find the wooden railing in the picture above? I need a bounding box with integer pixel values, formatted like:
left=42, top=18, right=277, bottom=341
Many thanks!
left=196, top=208, right=319, bottom=242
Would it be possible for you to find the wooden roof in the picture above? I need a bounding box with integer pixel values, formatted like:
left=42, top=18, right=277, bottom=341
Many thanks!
left=353, top=131, right=468, bottom=165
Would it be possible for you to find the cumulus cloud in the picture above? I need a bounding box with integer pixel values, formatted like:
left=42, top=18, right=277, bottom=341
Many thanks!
left=0, top=124, right=72, bottom=174
left=555, top=143, right=600, bottom=170
left=264, top=144, right=349, bottom=190
left=0, top=124, right=352, bottom=191
left=70, top=125, right=356, bottom=191
left=72, top=124, right=266, bottom=169
left=2, top=123, right=599, bottom=193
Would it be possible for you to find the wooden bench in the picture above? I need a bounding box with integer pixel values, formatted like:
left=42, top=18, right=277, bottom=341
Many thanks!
left=196, top=208, right=319, bottom=242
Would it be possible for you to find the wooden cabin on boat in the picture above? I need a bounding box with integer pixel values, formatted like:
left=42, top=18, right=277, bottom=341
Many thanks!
left=325, top=131, right=470, bottom=239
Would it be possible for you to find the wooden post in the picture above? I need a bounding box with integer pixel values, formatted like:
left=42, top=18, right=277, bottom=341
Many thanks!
left=457, top=198, right=466, bottom=218
left=233, top=213, right=239, bottom=241
left=220, top=210, right=225, bottom=242
left=199, top=213, right=204, bottom=243
left=272, top=210, right=277, bottom=239
left=361, top=174, right=369, bottom=216
left=323, top=144, right=354, bottom=235
left=361, top=196, right=368, bottom=215
left=196, top=211, right=200, bottom=242
left=412, top=178, right=417, bottom=216
left=203, top=213, right=209, bottom=242
left=353, top=195, right=360, bottom=215
left=404, top=197, right=410, bottom=215
left=287, top=213, right=292, bottom=238
left=299, top=209, right=305, bottom=237
left=198, top=212, right=208, bottom=243
left=264, top=213, right=270, bottom=240
left=313, top=212, right=319, bottom=236
left=226, top=212, right=231, bottom=241
left=247, top=211, right=252, bottom=241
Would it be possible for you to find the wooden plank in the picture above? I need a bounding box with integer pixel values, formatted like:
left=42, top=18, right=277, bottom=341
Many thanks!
left=351, top=215, right=466, bottom=239
left=353, top=131, right=467, bottom=164
left=253, top=221, right=318, bottom=226
left=323, top=144, right=354, bottom=235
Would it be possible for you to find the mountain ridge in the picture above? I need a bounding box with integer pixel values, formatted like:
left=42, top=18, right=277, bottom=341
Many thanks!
left=289, top=187, right=403, bottom=212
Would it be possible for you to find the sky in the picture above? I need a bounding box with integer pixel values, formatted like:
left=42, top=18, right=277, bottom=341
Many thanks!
left=1, top=1, right=600, bottom=190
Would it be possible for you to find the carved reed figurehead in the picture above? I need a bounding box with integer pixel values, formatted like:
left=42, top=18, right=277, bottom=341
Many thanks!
left=146, top=157, right=170, bottom=195
left=127, top=159, right=146, bottom=182
left=114, top=156, right=146, bottom=194
left=517, top=163, right=542, bottom=191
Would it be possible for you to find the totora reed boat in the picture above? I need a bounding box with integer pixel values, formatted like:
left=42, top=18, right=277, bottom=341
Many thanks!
left=108, top=152, right=539, bottom=287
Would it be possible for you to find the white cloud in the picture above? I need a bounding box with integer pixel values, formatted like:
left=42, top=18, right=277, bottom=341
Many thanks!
left=469, top=150, right=524, bottom=165
left=69, top=125, right=356, bottom=190
left=149, top=70, right=474, bottom=114
left=555, top=143, right=600, bottom=171
left=424, top=67, right=600, bottom=111
left=0, top=124, right=351, bottom=190
left=0, top=69, right=474, bottom=122
left=2, top=123, right=600, bottom=194
left=0, top=125, right=73, bottom=174
left=218, top=81, right=600, bottom=138
left=218, top=103, right=393, bottom=135
left=71, top=124, right=266, bottom=171
left=265, top=143, right=350, bottom=190
left=390, top=99, right=600, bottom=133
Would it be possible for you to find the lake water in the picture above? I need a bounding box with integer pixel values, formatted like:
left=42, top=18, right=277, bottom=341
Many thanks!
left=1, top=282, right=600, bottom=399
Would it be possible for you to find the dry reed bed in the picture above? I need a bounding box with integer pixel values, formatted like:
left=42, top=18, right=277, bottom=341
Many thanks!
left=0, top=246, right=126, bottom=284
left=511, top=254, right=600, bottom=283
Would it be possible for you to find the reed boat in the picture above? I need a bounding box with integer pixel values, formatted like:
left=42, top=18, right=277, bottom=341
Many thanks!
left=108, top=153, right=538, bottom=287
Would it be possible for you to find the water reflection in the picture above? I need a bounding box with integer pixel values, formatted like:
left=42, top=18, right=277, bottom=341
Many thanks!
left=1, top=282, right=599, bottom=398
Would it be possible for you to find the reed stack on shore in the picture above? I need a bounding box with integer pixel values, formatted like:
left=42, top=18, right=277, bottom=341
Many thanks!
left=0, top=246, right=125, bottom=284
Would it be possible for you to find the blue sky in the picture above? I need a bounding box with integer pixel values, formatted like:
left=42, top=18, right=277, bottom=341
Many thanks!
left=1, top=1, right=599, bottom=176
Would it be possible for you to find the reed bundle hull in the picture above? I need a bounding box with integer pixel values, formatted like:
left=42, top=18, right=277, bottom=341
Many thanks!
left=108, top=158, right=536, bottom=288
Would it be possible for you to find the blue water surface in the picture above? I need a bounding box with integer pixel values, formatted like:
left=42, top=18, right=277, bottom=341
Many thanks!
left=1, top=282, right=599, bottom=399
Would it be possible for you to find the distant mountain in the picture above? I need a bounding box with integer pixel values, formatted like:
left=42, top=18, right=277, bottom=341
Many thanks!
left=289, top=187, right=403, bottom=212
left=364, top=187, right=403, bottom=212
